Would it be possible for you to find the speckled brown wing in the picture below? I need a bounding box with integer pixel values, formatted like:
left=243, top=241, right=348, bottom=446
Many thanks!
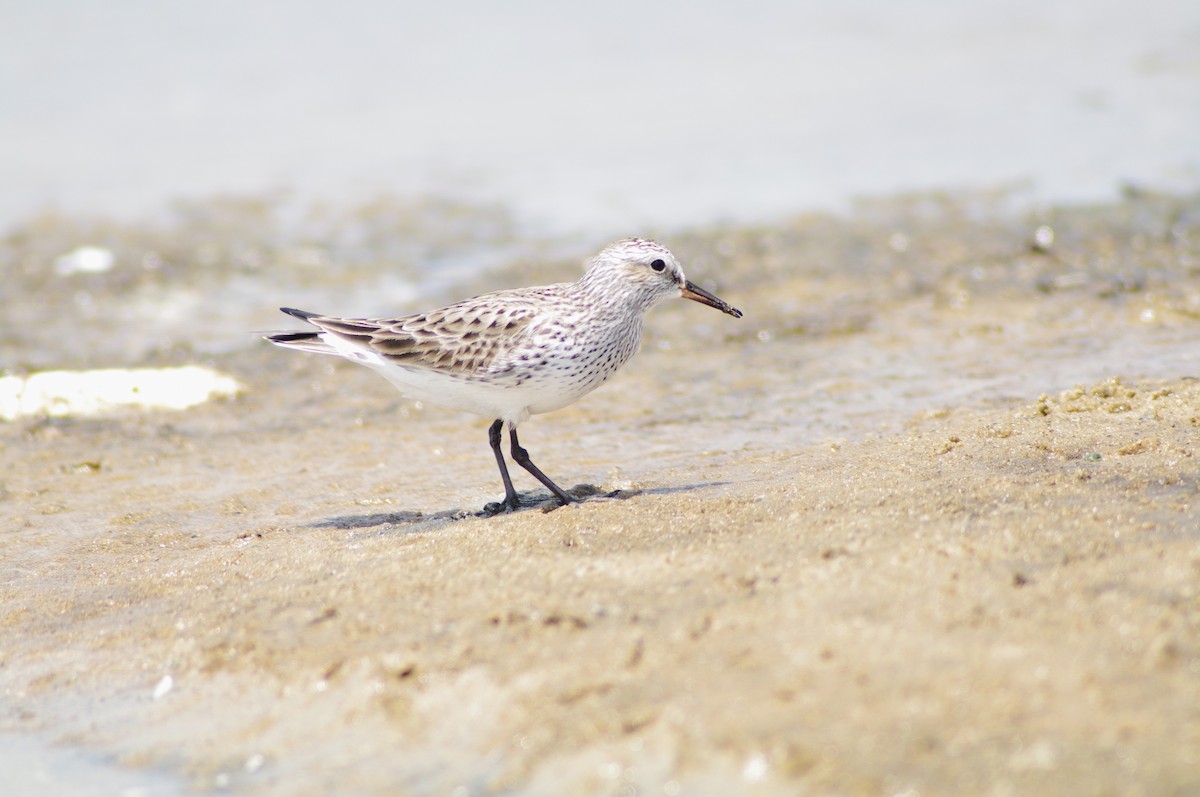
left=304, top=293, right=542, bottom=377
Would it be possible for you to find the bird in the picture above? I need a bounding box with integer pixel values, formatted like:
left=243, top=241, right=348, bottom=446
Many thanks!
left=266, top=238, right=742, bottom=512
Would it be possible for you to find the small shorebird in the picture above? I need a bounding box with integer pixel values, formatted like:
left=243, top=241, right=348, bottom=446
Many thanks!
left=267, top=238, right=742, bottom=512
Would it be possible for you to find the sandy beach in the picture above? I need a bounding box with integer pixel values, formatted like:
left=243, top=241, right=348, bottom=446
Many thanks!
left=1, top=190, right=1198, bottom=795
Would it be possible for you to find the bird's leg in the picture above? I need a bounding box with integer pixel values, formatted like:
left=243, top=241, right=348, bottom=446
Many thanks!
left=489, top=419, right=521, bottom=511
left=509, top=426, right=573, bottom=506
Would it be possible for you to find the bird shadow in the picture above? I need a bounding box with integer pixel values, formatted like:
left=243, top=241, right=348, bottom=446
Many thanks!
left=307, top=481, right=728, bottom=532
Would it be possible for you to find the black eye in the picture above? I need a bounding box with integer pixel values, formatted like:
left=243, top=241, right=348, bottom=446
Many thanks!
left=650, top=259, right=666, bottom=272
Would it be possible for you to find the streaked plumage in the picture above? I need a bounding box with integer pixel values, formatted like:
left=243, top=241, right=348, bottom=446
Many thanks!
left=267, top=238, right=742, bottom=512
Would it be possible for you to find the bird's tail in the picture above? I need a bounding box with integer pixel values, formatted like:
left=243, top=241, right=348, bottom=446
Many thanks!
left=279, top=307, right=320, bottom=322
left=264, top=307, right=338, bottom=355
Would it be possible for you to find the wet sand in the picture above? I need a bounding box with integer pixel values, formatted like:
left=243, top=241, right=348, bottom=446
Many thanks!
left=2, top=190, right=1199, bottom=795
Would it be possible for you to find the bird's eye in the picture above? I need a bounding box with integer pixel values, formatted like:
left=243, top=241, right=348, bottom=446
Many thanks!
left=650, top=259, right=666, bottom=272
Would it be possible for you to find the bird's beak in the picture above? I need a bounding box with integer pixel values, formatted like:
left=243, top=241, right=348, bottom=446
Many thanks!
left=681, top=280, right=743, bottom=318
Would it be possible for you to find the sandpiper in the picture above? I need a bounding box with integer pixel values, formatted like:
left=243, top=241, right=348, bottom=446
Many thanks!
left=267, top=238, right=742, bottom=512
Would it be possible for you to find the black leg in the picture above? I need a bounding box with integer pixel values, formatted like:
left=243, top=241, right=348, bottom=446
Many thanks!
left=509, top=425, right=573, bottom=506
left=489, top=420, right=521, bottom=511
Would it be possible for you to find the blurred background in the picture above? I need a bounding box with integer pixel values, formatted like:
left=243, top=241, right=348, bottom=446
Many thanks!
left=5, top=0, right=1197, bottom=235
left=2, top=0, right=1198, bottom=371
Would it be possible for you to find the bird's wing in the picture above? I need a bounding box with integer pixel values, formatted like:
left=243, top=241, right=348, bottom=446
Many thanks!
left=293, top=293, right=542, bottom=377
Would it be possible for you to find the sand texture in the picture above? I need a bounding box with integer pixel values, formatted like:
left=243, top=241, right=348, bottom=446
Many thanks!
left=2, top=190, right=1198, bottom=795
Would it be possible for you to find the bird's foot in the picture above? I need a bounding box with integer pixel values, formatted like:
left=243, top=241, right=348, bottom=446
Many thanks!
left=482, top=490, right=575, bottom=516
left=481, top=500, right=514, bottom=516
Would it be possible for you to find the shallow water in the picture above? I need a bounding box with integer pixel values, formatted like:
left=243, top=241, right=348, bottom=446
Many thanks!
left=5, top=189, right=1198, bottom=453
left=0, top=734, right=189, bottom=797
